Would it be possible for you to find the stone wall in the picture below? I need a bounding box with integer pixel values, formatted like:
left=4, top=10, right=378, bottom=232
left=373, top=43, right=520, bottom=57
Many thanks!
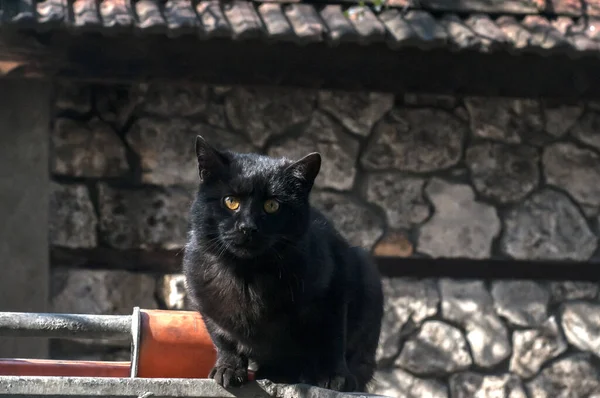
left=49, top=82, right=600, bottom=397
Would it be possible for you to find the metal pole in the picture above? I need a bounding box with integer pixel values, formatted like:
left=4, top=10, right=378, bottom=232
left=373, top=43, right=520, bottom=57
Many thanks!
left=0, top=312, right=132, bottom=340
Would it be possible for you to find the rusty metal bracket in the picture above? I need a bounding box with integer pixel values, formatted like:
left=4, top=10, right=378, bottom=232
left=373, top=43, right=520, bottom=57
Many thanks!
left=130, top=307, right=141, bottom=378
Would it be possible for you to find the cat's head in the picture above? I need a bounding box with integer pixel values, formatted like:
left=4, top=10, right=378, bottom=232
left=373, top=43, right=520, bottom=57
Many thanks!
left=191, top=135, right=321, bottom=259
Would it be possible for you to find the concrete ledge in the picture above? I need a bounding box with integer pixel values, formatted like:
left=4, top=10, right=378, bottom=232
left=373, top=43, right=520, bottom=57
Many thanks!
left=0, top=377, right=391, bottom=398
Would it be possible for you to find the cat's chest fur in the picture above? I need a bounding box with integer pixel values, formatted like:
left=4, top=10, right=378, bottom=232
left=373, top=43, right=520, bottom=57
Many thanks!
left=187, top=254, right=304, bottom=342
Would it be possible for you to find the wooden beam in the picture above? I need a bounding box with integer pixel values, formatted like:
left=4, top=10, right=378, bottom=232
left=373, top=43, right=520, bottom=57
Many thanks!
left=51, top=247, right=183, bottom=274
left=1, top=31, right=600, bottom=98
left=52, top=247, right=600, bottom=281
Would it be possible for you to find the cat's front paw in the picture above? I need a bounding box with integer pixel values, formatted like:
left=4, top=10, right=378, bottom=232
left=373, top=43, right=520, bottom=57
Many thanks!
left=317, top=370, right=358, bottom=392
left=209, top=364, right=248, bottom=388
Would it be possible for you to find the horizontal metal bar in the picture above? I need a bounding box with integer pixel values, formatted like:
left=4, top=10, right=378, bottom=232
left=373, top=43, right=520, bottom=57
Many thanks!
left=0, top=359, right=130, bottom=378
left=0, top=312, right=131, bottom=340
left=0, top=377, right=391, bottom=398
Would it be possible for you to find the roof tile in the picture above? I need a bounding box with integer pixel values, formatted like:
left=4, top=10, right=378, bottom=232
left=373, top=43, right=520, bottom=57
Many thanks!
left=36, top=0, right=67, bottom=28
left=552, top=17, right=600, bottom=53
left=163, top=0, right=199, bottom=37
left=346, top=6, right=387, bottom=45
left=135, top=0, right=167, bottom=34
left=542, top=0, right=583, bottom=15
left=522, top=15, right=572, bottom=53
left=284, top=4, right=325, bottom=44
left=224, top=0, right=264, bottom=40
left=5, top=0, right=36, bottom=27
left=404, top=10, right=448, bottom=49
left=257, top=3, right=295, bottom=41
left=582, top=18, right=600, bottom=41
left=99, top=0, right=135, bottom=32
left=439, top=14, right=483, bottom=52
left=320, top=5, right=359, bottom=45
left=496, top=15, right=532, bottom=52
left=195, top=0, right=232, bottom=38
left=380, top=9, right=420, bottom=49
left=3, top=1, right=600, bottom=58
left=465, top=14, right=510, bottom=52
left=421, top=0, right=540, bottom=14
left=71, top=0, right=102, bottom=32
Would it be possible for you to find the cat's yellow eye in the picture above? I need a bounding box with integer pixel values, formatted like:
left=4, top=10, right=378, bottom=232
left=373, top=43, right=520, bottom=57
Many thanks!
left=223, top=196, right=240, bottom=211
left=264, top=199, right=280, bottom=214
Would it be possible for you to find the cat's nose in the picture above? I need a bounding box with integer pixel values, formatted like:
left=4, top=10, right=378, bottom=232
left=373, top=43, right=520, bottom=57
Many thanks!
left=238, top=222, right=258, bottom=235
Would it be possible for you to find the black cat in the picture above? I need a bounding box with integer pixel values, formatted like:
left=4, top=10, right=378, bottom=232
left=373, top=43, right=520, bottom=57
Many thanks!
left=183, top=136, right=383, bottom=392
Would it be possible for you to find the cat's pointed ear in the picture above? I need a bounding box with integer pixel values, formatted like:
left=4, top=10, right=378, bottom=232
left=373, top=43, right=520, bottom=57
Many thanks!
left=195, top=135, right=227, bottom=182
left=285, top=152, right=321, bottom=186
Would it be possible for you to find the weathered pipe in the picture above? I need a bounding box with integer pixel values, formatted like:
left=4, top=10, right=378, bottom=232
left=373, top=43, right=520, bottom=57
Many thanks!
left=0, top=312, right=131, bottom=340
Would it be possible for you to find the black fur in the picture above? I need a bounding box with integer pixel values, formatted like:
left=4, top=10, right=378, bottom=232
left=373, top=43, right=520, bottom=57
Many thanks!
left=183, top=136, right=384, bottom=392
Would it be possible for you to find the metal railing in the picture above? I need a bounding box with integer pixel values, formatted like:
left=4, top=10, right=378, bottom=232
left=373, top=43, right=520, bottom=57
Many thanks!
left=0, top=312, right=132, bottom=340
left=0, top=309, right=391, bottom=398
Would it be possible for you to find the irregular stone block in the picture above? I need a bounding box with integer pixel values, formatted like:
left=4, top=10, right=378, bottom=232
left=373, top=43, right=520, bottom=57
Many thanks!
left=450, top=373, right=527, bottom=398
left=98, top=183, right=193, bottom=250
left=54, top=81, right=92, bottom=114
left=127, top=118, right=254, bottom=185
left=365, top=173, right=430, bottom=228
left=439, top=279, right=510, bottom=368
left=49, top=183, right=98, bottom=249
left=466, top=142, right=539, bottom=204
left=543, top=101, right=583, bottom=138
left=491, top=280, right=550, bottom=327
left=543, top=142, right=600, bottom=214
left=549, top=281, right=599, bottom=303
left=526, top=354, right=600, bottom=398
left=570, top=111, right=600, bottom=151
left=462, top=315, right=511, bottom=368
left=465, top=97, right=546, bottom=145
left=51, top=118, right=128, bottom=178
left=418, top=178, right=501, bottom=259
left=225, top=87, right=316, bottom=147
left=373, top=232, right=414, bottom=258
left=51, top=267, right=156, bottom=349
left=561, top=301, right=600, bottom=358
left=396, top=320, right=472, bottom=376
left=318, top=90, right=394, bottom=137
left=94, top=85, right=136, bottom=130
left=51, top=268, right=157, bottom=315
left=361, top=108, right=466, bottom=172
left=510, top=317, right=567, bottom=378
left=157, top=274, right=193, bottom=310
left=268, top=112, right=359, bottom=191
left=129, top=83, right=210, bottom=117
left=311, top=191, right=384, bottom=250
left=205, top=102, right=228, bottom=130
left=439, top=279, right=490, bottom=318
left=500, top=189, right=597, bottom=261
left=403, top=93, right=457, bottom=109
left=373, top=369, right=448, bottom=398
left=212, top=85, right=232, bottom=97
left=377, top=278, right=439, bottom=362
